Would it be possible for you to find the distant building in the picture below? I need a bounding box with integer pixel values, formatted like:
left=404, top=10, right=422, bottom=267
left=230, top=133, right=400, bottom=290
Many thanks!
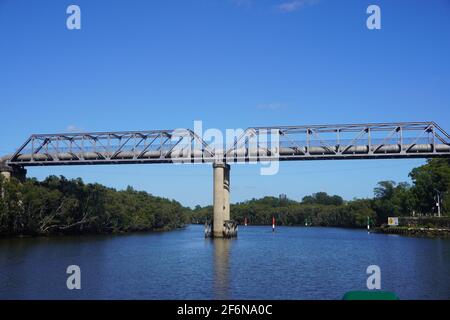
left=279, top=194, right=287, bottom=201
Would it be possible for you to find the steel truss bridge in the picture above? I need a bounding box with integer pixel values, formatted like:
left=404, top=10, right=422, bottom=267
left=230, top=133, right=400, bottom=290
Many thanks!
left=2, top=121, right=449, bottom=238
left=2, top=122, right=450, bottom=167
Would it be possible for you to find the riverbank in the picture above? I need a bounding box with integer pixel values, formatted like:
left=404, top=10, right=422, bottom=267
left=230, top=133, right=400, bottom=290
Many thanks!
left=373, top=216, right=450, bottom=238
left=0, top=224, right=188, bottom=239
left=195, top=221, right=450, bottom=239
left=374, top=225, right=450, bottom=238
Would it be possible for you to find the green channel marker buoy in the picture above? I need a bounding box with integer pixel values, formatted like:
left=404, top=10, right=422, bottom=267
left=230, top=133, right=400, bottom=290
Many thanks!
left=342, top=291, right=399, bottom=300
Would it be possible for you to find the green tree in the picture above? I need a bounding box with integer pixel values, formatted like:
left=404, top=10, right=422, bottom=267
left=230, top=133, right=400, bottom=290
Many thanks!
left=302, top=192, right=343, bottom=206
left=0, top=175, right=188, bottom=236
left=409, top=158, right=450, bottom=215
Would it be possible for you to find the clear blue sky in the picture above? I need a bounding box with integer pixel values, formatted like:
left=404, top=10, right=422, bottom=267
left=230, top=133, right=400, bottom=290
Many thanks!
left=1, top=0, right=450, bottom=207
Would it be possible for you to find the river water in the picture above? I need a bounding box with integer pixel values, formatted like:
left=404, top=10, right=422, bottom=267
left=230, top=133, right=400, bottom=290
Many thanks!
left=0, top=224, right=449, bottom=299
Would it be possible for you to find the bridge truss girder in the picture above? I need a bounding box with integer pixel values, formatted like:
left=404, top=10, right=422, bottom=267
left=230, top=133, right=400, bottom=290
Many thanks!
left=3, top=122, right=450, bottom=167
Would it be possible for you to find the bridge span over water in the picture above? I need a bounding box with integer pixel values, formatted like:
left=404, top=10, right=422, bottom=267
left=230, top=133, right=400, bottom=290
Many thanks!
left=1, top=122, right=450, bottom=238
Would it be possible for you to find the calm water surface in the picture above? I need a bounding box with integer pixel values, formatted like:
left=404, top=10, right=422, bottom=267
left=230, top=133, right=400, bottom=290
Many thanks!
left=0, top=225, right=449, bottom=299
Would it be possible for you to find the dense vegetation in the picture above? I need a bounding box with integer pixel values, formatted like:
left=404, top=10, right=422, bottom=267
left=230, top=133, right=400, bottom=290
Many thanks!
left=0, top=175, right=188, bottom=236
left=1, top=158, right=449, bottom=236
left=191, top=159, right=450, bottom=228
left=191, top=194, right=375, bottom=228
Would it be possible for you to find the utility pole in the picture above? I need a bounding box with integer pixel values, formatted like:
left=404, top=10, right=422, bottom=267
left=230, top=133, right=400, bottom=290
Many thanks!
left=434, top=189, right=442, bottom=217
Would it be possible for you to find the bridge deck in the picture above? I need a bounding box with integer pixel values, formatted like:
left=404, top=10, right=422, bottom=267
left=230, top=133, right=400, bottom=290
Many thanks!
left=3, top=122, right=450, bottom=167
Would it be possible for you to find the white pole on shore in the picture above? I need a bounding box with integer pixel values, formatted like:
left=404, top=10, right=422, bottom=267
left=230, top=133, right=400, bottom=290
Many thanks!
left=434, top=189, right=443, bottom=217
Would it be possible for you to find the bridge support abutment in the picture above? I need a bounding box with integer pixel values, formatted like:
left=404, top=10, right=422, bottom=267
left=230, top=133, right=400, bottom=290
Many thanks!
left=0, top=163, right=26, bottom=182
left=212, top=162, right=236, bottom=238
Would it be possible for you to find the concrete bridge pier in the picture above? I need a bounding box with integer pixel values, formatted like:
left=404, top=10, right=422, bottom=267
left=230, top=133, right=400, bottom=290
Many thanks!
left=212, top=162, right=236, bottom=238
left=223, top=163, right=230, bottom=222
left=0, top=163, right=27, bottom=182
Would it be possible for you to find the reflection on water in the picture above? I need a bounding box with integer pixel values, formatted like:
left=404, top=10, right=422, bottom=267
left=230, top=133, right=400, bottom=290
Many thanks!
left=213, top=239, right=231, bottom=299
left=0, top=225, right=449, bottom=299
